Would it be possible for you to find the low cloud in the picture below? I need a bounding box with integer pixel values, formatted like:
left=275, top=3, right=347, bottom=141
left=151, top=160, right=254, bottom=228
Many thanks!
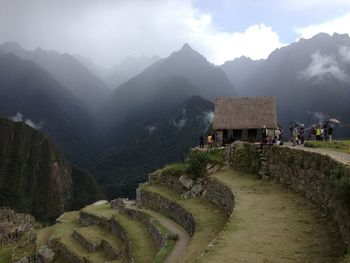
left=339, top=46, right=350, bottom=64
left=307, top=111, right=329, bottom=123
left=202, top=111, right=214, bottom=126
left=300, top=51, right=349, bottom=82
left=0, top=0, right=284, bottom=66
left=9, top=112, right=43, bottom=130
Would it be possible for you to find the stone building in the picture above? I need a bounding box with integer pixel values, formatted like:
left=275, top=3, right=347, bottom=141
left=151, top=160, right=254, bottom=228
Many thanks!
left=213, top=96, right=278, bottom=144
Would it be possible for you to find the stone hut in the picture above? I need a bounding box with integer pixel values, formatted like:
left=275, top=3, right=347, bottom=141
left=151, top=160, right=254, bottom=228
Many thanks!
left=213, top=96, right=277, bottom=144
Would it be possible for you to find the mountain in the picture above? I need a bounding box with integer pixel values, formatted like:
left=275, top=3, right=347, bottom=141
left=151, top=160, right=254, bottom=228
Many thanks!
left=107, top=55, right=160, bottom=89
left=220, top=56, right=263, bottom=95
left=221, top=33, right=350, bottom=137
left=0, top=42, right=110, bottom=114
left=0, top=117, right=104, bottom=221
left=74, top=54, right=108, bottom=81
left=91, top=95, right=214, bottom=198
left=0, top=53, right=100, bottom=166
left=102, top=43, right=236, bottom=130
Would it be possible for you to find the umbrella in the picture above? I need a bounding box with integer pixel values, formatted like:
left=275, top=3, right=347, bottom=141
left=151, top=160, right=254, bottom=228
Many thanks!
left=329, top=118, right=341, bottom=124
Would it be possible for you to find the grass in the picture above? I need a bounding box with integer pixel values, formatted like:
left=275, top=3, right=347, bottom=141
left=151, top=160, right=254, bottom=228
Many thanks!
left=199, top=171, right=345, bottom=263
left=304, top=140, right=350, bottom=154
left=155, top=163, right=188, bottom=178
left=0, top=246, right=12, bottom=263
left=48, top=211, right=122, bottom=263
left=142, top=184, right=227, bottom=263
left=81, top=204, right=158, bottom=263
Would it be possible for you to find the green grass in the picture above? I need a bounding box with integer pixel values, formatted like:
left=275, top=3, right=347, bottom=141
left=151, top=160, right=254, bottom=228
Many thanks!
left=156, top=163, right=188, bottom=178
left=48, top=211, right=119, bottom=263
left=304, top=140, right=350, bottom=154
left=142, top=184, right=227, bottom=263
left=81, top=204, right=158, bottom=263
left=0, top=246, right=12, bottom=263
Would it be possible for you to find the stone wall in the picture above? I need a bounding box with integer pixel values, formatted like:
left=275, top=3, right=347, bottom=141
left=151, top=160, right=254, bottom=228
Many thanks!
left=79, top=211, right=134, bottom=263
left=206, top=177, right=235, bottom=217
left=48, top=238, right=87, bottom=263
left=72, top=230, right=99, bottom=252
left=111, top=199, right=167, bottom=249
left=264, top=146, right=350, bottom=245
left=230, top=142, right=261, bottom=175
left=137, top=189, right=196, bottom=236
left=149, top=172, right=183, bottom=193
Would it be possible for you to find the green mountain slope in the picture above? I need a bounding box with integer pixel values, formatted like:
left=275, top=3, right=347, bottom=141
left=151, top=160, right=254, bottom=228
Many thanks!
left=0, top=117, right=104, bottom=221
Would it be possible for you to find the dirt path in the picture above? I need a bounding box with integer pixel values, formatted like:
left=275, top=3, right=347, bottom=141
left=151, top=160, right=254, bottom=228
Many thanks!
left=284, top=142, right=350, bottom=164
left=200, top=171, right=345, bottom=263
left=139, top=208, right=190, bottom=263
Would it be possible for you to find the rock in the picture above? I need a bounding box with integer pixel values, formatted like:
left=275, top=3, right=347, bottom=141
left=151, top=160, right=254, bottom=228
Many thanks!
left=181, top=190, right=191, bottom=199
left=38, top=245, right=55, bottom=263
left=191, top=184, right=204, bottom=197
left=179, top=175, right=193, bottom=190
left=14, top=257, right=29, bottom=263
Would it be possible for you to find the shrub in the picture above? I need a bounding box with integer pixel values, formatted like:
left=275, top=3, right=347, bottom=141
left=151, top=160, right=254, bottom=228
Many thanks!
left=206, top=149, right=225, bottom=166
left=186, top=151, right=209, bottom=179
left=161, top=163, right=188, bottom=177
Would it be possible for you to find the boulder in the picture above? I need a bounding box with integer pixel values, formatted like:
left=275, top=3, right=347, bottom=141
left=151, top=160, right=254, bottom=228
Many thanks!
left=38, top=245, right=55, bottom=263
left=179, top=175, right=193, bottom=190
left=191, top=184, right=204, bottom=197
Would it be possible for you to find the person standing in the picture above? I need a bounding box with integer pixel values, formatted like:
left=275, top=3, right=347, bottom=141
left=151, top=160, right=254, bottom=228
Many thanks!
left=199, top=136, right=204, bottom=148
left=207, top=134, right=213, bottom=149
left=328, top=126, right=334, bottom=143
left=315, top=126, right=321, bottom=141
left=262, top=126, right=268, bottom=139
left=292, top=125, right=298, bottom=146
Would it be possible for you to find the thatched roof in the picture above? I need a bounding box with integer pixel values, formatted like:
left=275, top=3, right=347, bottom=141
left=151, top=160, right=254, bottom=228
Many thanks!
left=213, top=96, right=277, bottom=130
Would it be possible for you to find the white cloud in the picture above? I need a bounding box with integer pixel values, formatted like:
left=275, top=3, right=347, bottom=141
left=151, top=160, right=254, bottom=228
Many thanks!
left=339, top=46, right=350, bottom=64
left=282, top=0, right=350, bottom=10
left=296, top=13, right=350, bottom=39
left=9, top=112, right=43, bottom=129
left=0, top=0, right=284, bottom=66
left=300, top=51, right=349, bottom=82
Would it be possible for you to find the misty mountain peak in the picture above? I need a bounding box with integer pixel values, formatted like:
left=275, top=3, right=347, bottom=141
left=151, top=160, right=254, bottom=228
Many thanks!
left=181, top=43, right=193, bottom=51
left=0, top=41, right=22, bottom=52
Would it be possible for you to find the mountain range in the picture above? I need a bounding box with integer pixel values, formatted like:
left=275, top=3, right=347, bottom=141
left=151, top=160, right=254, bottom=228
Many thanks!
left=221, top=33, right=350, bottom=136
left=1, top=32, right=350, bottom=205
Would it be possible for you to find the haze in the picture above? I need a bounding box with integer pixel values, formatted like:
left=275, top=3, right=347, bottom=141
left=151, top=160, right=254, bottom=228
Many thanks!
left=1, top=0, right=350, bottom=66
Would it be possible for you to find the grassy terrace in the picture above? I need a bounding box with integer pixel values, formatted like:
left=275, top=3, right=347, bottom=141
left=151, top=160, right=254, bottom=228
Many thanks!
left=304, top=140, right=350, bottom=154
left=200, top=171, right=345, bottom=263
left=81, top=203, right=158, bottom=263
left=47, top=211, right=118, bottom=263
left=142, top=184, right=227, bottom=263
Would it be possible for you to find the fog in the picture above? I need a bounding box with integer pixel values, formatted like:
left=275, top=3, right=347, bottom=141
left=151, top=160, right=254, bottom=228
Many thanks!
left=0, top=0, right=284, bottom=67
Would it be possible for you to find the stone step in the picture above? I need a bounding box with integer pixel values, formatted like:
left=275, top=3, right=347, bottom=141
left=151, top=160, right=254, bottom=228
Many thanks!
left=48, top=226, right=108, bottom=263
left=80, top=203, right=159, bottom=263
left=72, top=228, right=123, bottom=261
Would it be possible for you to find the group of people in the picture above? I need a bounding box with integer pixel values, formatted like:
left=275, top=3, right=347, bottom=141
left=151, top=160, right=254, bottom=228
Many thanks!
left=310, top=123, right=334, bottom=142
left=260, top=126, right=284, bottom=148
left=289, top=122, right=334, bottom=146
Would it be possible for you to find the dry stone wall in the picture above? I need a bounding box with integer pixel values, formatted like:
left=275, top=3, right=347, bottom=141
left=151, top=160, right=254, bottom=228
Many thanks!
left=79, top=211, right=134, bottom=263
left=137, top=188, right=196, bottom=236
left=229, top=143, right=350, bottom=247
left=264, top=146, right=350, bottom=245
left=206, top=177, right=234, bottom=217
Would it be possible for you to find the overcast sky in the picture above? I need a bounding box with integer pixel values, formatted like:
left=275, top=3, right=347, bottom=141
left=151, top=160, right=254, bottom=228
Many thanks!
left=1, top=0, right=350, bottom=67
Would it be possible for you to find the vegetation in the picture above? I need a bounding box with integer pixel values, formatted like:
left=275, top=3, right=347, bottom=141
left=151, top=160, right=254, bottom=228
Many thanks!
left=304, top=140, right=350, bottom=154
left=82, top=204, right=158, bottom=263
left=143, top=184, right=227, bottom=263
left=154, top=148, right=226, bottom=180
